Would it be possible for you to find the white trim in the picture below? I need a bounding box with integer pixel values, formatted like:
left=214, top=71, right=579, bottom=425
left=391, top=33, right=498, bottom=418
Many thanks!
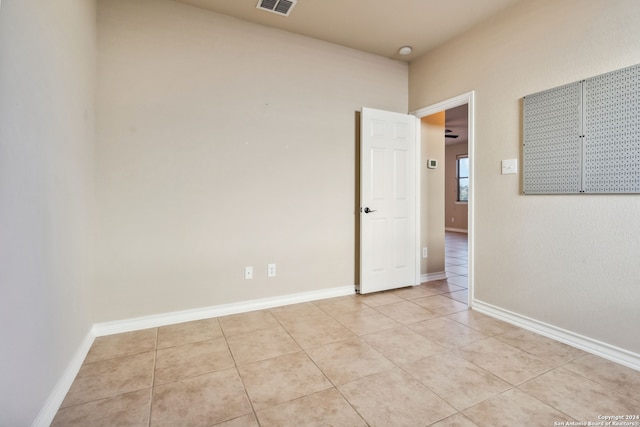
left=412, top=91, right=475, bottom=308
left=31, top=331, right=95, bottom=427
left=93, top=285, right=355, bottom=336
left=420, top=271, right=448, bottom=283
left=32, top=284, right=640, bottom=426
left=411, top=92, right=475, bottom=117
left=472, top=299, right=640, bottom=372
left=34, top=285, right=355, bottom=425
left=414, top=114, right=422, bottom=286
left=445, top=227, right=468, bottom=234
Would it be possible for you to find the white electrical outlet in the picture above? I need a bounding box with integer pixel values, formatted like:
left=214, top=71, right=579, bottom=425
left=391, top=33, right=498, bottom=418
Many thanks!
left=244, top=266, right=253, bottom=280
left=422, top=247, right=428, bottom=258
left=268, top=263, right=276, bottom=277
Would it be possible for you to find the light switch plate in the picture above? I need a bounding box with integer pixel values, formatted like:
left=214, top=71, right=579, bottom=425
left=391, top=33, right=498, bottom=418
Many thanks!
left=501, top=159, right=518, bottom=175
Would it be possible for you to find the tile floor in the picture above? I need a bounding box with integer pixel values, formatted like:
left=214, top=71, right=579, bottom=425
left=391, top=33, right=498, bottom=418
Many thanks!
left=53, top=232, right=640, bottom=426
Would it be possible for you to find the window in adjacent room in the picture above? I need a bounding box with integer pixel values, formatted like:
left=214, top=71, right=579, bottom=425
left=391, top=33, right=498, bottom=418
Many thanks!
left=457, top=154, right=469, bottom=202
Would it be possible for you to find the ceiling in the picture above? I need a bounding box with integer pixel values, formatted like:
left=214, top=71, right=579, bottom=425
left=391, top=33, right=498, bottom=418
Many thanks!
left=445, top=104, right=468, bottom=145
left=173, top=0, right=524, bottom=62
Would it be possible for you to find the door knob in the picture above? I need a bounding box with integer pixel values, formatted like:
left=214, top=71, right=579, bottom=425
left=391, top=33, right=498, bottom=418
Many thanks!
left=363, top=207, right=377, bottom=213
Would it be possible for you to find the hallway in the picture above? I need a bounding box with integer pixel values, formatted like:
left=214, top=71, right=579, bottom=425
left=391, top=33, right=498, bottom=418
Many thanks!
left=442, top=231, right=468, bottom=304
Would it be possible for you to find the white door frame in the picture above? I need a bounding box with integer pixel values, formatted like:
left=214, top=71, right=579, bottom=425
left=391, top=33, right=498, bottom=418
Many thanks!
left=411, top=91, right=475, bottom=307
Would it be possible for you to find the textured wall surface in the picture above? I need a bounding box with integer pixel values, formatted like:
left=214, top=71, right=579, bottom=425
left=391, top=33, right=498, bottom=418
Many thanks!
left=0, top=0, right=96, bottom=424
left=94, top=0, right=408, bottom=321
left=421, top=113, right=446, bottom=275
left=410, top=0, right=640, bottom=353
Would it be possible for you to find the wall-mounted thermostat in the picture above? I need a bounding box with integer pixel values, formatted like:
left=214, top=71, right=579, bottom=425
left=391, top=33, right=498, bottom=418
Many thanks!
left=427, top=159, right=438, bottom=169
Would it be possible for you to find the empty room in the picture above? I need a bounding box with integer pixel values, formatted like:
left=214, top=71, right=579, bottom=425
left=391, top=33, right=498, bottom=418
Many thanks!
left=1, top=0, right=640, bottom=425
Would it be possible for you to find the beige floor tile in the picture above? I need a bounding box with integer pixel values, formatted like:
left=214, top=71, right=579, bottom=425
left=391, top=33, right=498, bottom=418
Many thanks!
left=374, top=300, right=439, bottom=324
left=283, top=317, right=355, bottom=349
left=445, top=253, right=466, bottom=259
left=213, top=414, right=259, bottom=427
left=363, top=326, right=445, bottom=365
left=256, top=388, right=366, bottom=427
left=269, top=302, right=332, bottom=328
left=388, top=285, right=439, bottom=300
left=446, top=249, right=466, bottom=254
left=412, top=295, right=469, bottom=316
left=238, top=351, right=332, bottom=411
left=306, top=338, right=394, bottom=385
left=339, top=367, right=456, bottom=427
left=445, top=289, right=469, bottom=304
left=313, top=295, right=368, bottom=316
left=332, top=308, right=401, bottom=336
left=494, top=328, right=586, bottom=366
left=519, top=367, right=640, bottom=421
left=409, top=317, right=487, bottom=349
left=60, top=265, right=640, bottom=427
left=62, top=351, right=155, bottom=407
left=151, top=368, right=251, bottom=427
left=154, top=337, right=234, bottom=385
left=213, top=414, right=259, bottom=426
left=52, top=388, right=151, bottom=427
left=85, top=329, right=157, bottom=363
left=463, top=388, right=572, bottom=426
left=226, top=326, right=300, bottom=365
left=219, top=310, right=280, bottom=337
left=403, top=351, right=511, bottom=410
left=423, top=280, right=465, bottom=294
left=157, top=317, right=222, bottom=349
left=355, top=291, right=405, bottom=307
left=563, top=354, right=640, bottom=401
left=447, top=311, right=518, bottom=336
left=443, top=276, right=468, bottom=289
left=444, top=257, right=467, bottom=267
left=428, top=413, right=479, bottom=427
left=446, top=265, right=469, bottom=275
left=458, top=338, right=551, bottom=385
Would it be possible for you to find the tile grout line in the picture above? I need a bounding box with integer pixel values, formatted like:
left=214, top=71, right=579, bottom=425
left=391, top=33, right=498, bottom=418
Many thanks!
left=218, top=318, right=263, bottom=426
left=292, top=300, right=393, bottom=427
left=548, top=360, right=640, bottom=406
left=147, top=327, right=159, bottom=427
left=62, top=303, right=637, bottom=425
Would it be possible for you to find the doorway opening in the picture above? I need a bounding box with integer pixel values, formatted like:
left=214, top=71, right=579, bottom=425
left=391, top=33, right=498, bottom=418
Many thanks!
left=413, top=91, right=474, bottom=307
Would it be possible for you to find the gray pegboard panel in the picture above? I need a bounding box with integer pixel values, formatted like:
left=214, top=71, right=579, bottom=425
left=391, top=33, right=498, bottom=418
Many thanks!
left=583, top=63, right=640, bottom=193
left=523, top=81, right=582, bottom=193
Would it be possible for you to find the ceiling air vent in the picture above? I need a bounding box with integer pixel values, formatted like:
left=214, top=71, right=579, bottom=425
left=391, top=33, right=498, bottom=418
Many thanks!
left=256, top=0, right=297, bottom=17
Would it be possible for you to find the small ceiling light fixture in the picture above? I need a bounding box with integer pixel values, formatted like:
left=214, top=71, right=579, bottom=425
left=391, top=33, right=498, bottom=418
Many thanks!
left=398, top=46, right=413, bottom=55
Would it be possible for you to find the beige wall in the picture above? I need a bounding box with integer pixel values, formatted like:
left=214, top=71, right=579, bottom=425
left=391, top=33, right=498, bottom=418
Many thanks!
left=0, top=0, right=96, bottom=424
left=410, top=0, right=640, bottom=353
left=445, top=142, right=469, bottom=231
left=421, top=113, right=446, bottom=275
left=94, top=0, right=408, bottom=321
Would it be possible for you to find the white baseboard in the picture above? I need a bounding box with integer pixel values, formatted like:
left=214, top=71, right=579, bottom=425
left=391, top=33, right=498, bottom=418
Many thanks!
left=34, top=285, right=355, bottom=426
left=472, top=299, right=640, bottom=372
left=420, top=271, right=447, bottom=283
left=32, top=330, right=95, bottom=427
left=445, top=227, right=468, bottom=233
left=40, top=285, right=639, bottom=427
left=93, top=285, right=355, bottom=336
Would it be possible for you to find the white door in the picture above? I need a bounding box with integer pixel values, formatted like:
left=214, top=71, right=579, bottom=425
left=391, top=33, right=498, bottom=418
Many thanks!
left=360, top=107, right=418, bottom=294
